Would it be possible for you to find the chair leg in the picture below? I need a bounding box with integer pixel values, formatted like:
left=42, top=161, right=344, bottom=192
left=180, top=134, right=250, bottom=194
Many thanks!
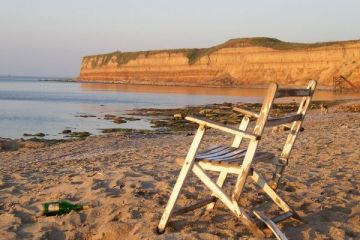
left=271, top=164, right=286, bottom=190
left=157, top=126, right=206, bottom=233
left=232, top=141, right=258, bottom=202
left=205, top=171, right=227, bottom=211
left=192, top=163, right=265, bottom=239
left=251, top=170, right=301, bottom=220
left=251, top=170, right=291, bottom=212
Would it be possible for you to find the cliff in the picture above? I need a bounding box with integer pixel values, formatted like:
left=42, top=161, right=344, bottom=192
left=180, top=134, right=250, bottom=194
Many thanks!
left=78, top=37, right=360, bottom=87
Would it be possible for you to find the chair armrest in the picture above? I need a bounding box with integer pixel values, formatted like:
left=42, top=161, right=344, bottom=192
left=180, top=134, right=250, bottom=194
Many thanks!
left=185, top=116, right=260, bottom=140
left=233, top=107, right=259, bottom=118
left=234, top=107, right=304, bottom=131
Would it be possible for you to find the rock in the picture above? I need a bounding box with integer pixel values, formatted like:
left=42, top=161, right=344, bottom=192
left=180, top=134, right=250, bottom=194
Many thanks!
left=205, top=113, right=216, bottom=118
left=173, top=113, right=183, bottom=119
left=104, top=114, right=116, bottom=120
left=0, top=138, right=21, bottom=151
left=23, top=133, right=45, bottom=137
left=101, top=128, right=154, bottom=134
left=62, top=130, right=72, bottom=134
left=272, top=125, right=291, bottom=134
left=76, top=114, right=96, bottom=118
left=113, top=117, right=127, bottom=124
left=199, top=109, right=213, bottom=114
left=69, top=132, right=91, bottom=138
left=222, top=102, right=232, bottom=107
left=150, top=119, right=168, bottom=128
left=123, top=117, right=140, bottom=121
left=219, top=105, right=232, bottom=110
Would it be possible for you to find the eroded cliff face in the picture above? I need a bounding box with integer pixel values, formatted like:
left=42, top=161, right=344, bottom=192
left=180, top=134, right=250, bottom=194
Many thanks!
left=79, top=38, right=360, bottom=87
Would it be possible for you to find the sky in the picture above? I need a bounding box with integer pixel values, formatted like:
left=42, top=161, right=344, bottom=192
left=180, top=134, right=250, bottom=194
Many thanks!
left=1, top=0, right=360, bottom=77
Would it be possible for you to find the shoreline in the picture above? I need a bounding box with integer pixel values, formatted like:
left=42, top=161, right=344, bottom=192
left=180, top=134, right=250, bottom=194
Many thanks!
left=0, top=99, right=360, bottom=153
left=0, top=99, right=353, bottom=144
left=64, top=78, right=339, bottom=91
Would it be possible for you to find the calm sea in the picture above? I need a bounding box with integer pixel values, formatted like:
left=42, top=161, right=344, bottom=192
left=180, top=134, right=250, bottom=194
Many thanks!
left=0, top=76, right=359, bottom=139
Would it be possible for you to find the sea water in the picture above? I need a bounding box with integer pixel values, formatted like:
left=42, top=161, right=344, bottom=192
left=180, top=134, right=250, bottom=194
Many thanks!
left=0, top=76, right=358, bottom=139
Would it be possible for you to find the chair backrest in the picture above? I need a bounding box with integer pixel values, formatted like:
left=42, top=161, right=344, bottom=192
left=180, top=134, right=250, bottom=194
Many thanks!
left=234, top=80, right=317, bottom=151
left=230, top=80, right=317, bottom=200
left=265, top=80, right=317, bottom=163
left=253, top=80, right=317, bottom=188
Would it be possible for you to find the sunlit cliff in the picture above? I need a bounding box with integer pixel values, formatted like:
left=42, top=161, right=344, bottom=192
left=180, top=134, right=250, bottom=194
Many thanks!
left=79, top=37, right=360, bottom=87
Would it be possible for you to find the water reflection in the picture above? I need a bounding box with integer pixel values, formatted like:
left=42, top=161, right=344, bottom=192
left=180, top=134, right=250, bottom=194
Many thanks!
left=80, top=83, right=267, bottom=96
left=80, top=82, right=360, bottom=101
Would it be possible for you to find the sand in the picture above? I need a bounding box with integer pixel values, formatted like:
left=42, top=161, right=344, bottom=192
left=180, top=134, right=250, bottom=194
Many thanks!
left=0, top=103, right=359, bottom=240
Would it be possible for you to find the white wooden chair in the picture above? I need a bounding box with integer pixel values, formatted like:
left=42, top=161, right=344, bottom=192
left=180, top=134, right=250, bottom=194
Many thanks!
left=157, top=80, right=317, bottom=239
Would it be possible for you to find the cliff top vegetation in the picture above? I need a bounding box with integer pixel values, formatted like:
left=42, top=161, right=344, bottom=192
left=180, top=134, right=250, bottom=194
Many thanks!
left=84, top=37, right=359, bottom=67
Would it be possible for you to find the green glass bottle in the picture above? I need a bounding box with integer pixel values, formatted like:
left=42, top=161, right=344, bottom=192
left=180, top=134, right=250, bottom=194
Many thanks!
left=42, top=200, right=89, bottom=216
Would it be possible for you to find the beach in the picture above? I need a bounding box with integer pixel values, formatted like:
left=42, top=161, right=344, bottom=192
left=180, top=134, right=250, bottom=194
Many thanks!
left=0, top=101, right=359, bottom=240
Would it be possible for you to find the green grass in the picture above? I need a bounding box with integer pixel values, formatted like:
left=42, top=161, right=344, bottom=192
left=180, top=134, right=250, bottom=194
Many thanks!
left=84, top=37, right=358, bottom=68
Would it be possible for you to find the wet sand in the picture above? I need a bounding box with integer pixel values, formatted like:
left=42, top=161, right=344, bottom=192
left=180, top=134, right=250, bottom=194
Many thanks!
left=0, top=102, right=359, bottom=239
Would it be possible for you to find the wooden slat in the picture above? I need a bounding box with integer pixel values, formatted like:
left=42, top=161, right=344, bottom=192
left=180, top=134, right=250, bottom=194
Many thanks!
left=197, top=145, right=223, bottom=154
left=197, top=147, right=239, bottom=159
left=185, top=116, right=260, bottom=140
left=206, top=153, right=245, bottom=161
left=272, top=212, right=293, bottom=224
left=232, top=116, right=250, bottom=147
left=172, top=197, right=217, bottom=216
left=232, top=83, right=278, bottom=201
left=251, top=170, right=291, bottom=212
left=177, top=156, right=245, bottom=167
left=198, top=148, right=246, bottom=161
left=253, top=152, right=275, bottom=163
left=197, top=145, right=274, bottom=163
left=202, top=154, right=239, bottom=161
left=204, top=158, right=244, bottom=166
left=200, top=151, right=274, bottom=167
left=266, top=114, right=303, bottom=127
left=272, top=80, right=317, bottom=189
left=233, top=107, right=259, bottom=118
left=196, top=146, right=229, bottom=158
left=202, top=154, right=241, bottom=162
left=258, top=212, right=294, bottom=230
left=206, top=115, right=252, bottom=211
left=211, top=148, right=246, bottom=159
left=233, top=107, right=306, bottom=130
left=198, top=161, right=242, bottom=174
left=158, top=125, right=206, bottom=233
left=275, top=88, right=312, bottom=98
left=206, top=171, right=228, bottom=211
left=178, top=146, right=274, bottom=167
left=253, top=211, right=288, bottom=240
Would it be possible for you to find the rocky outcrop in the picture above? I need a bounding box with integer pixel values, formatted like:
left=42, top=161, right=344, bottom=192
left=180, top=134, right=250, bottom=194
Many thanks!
left=78, top=37, right=360, bottom=87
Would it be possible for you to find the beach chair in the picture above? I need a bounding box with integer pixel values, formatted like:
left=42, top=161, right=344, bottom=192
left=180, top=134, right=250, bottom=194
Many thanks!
left=157, top=80, right=317, bottom=239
